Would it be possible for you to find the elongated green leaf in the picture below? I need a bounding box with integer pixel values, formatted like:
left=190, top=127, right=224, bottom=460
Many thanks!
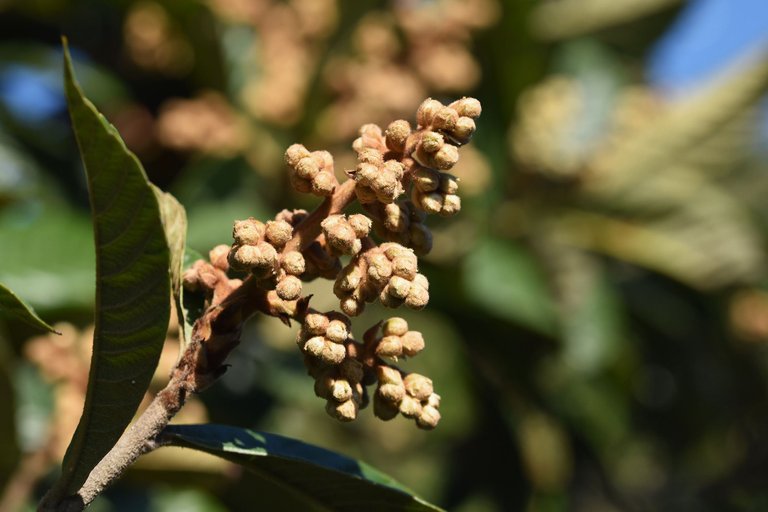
left=0, top=282, right=58, bottom=333
left=163, top=424, right=443, bottom=512
left=51, top=41, right=172, bottom=499
left=152, top=185, right=189, bottom=347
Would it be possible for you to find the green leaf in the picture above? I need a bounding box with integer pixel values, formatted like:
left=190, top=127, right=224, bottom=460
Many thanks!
left=0, top=282, right=58, bottom=333
left=464, top=238, right=557, bottom=335
left=163, top=424, right=443, bottom=512
left=50, top=40, right=172, bottom=499
left=151, top=185, right=189, bottom=347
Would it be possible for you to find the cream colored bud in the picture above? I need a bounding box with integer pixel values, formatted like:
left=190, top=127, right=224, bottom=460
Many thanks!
left=326, top=399, right=358, bottom=422
left=312, top=171, right=337, bottom=196
left=341, top=297, right=364, bottom=317
left=415, top=190, right=443, bottom=214
left=340, top=358, right=364, bottom=384
left=285, top=143, right=311, bottom=166
left=304, top=313, right=329, bottom=335
left=281, top=251, right=305, bottom=275
left=387, top=276, right=412, bottom=299
left=420, top=131, right=444, bottom=154
left=417, top=98, right=443, bottom=127
left=231, top=244, right=260, bottom=270
left=450, top=97, right=482, bottom=119
left=295, top=157, right=320, bottom=180
left=392, top=255, right=418, bottom=280
left=265, top=220, right=293, bottom=247
left=404, top=373, right=433, bottom=400
left=432, top=107, right=459, bottom=132
left=399, top=395, right=423, bottom=418
left=374, top=394, right=400, bottom=420
left=276, top=275, right=302, bottom=300
left=381, top=243, right=410, bottom=260
left=384, top=203, right=408, bottom=233
left=452, top=116, right=476, bottom=143
left=325, top=319, right=349, bottom=344
left=439, top=174, right=459, bottom=195
left=413, top=273, right=429, bottom=290
left=385, top=120, right=411, bottom=152
left=401, top=331, right=425, bottom=356
left=412, top=167, right=441, bottom=192
left=427, top=393, right=441, bottom=408
left=359, top=123, right=383, bottom=138
left=440, top=194, right=461, bottom=216
left=253, top=241, right=278, bottom=270
left=347, top=214, right=372, bottom=238
left=367, top=253, right=393, bottom=284
left=376, top=335, right=403, bottom=358
left=233, top=218, right=264, bottom=245
left=378, top=382, right=406, bottom=404
left=377, top=366, right=403, bottom=385
left=434, top=144, right=460, bottom=170
left=208, top=244, right=230, bottom=271
left=331, top=378, right=353, bottom=402
left=383, top=317, right=408, bottom=337
left=320, top=341, right=347, bottom=365
left=405, top=283, right=429, bottom=310
left=416, top=405, right=441, bottom=429
left=311, top=150, right=333, bottom=170
left=338, top=265, right=363, bottom=291
left=303, top=336, right=326, bottom=357
left=313, top=373, right=333, bottom=399
left=380, top=290, right=405, bottom=308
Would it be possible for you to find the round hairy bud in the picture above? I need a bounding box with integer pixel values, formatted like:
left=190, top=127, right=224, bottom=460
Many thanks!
left=384, top=203, right=409, bottom=233
left=376, top=335, right=403, bottom=358
left=207, top=244, right=230, bottom=272
left=451, top=116, right=476, bottom=144
left=421, top=131, right=444, bottom=153
left=383, top=317, right=408, bottom=337
left=295, top=157, right=320, bottom=180
left=404, top=373, right=433, bottom=400
left=367, top=253, right=393, bottom=284
left=304, top=313, right=329, bottom=336
left=253, top=241, right=279, bottom=271
left=285, top=143, right=311, bottom=167
left=378, top=382, right=405, bottom=404
left=405, top=281, right=429, bottom=310
left=265, top=220, right=293, bottom=247
left=427, top=393, right=441, bottom=408
left=440, top=194, right=461, bottom=216
left=373, top=394, right=400, bottom=420
left=432, top=107, right=459, bottom=132
left=303, top=336, right=326, bottom=358
left=387, top=276, right=412, bottom=300
left=322, top=215, right=362, bottom=255
left=320, top=341, right=347, bottom=365
left=326, top=399, right=358, bottom=422
left=281, top=251, right=305, bottom=275
left=434, top=144, right=460, bottom=170
left=414, top=190, right=443, bottom=214
left=401, top=331, right=425, bottom=356
left=325, top=318, right=349, bottom=344
left=449, top=97, right=482, bottom=119
left=341, top=297, right=364, bottom=317
left=337, top=265, right=363, bottom=292
left=412, top=167, right=440, bottom=192
left=399, top=395, right=423, bottom=418
left=312, top=171, right=337, bottom=196
left=331, top=379, right=353, bottom=402
left=392, top=255, right=418, bottom=280
left=413, top=273, right=429, bottom=290
left=233, top=218, right=264, bottom=245
left=385, top=120, right=411, bottom=152
left=377, top=365, right=403, bottom=386
left=231, top=244, right=260, bottom=270
left=347, top=214, right=372, bottom=238
left=439, top=174, right=459, bottom=195
left=417, top=98, right=443, bottom=127
left=416, top=405, right=441, bottom=430
left=276, top=275, right=302, bottom=300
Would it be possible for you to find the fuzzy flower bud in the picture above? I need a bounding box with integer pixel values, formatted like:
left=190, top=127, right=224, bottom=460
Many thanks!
left=233, top=218, right=265, bottom=245
left=384, top=120, right=411, bottom=153
left=265, top=220, right=293, bottom=247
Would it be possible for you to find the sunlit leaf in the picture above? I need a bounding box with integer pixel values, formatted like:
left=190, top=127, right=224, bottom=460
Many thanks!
left=163, top=424, right=443, bottom=512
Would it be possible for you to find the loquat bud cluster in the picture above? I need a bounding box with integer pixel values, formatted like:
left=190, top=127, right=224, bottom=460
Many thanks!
left=320, top=214, right=372, bottom=256
left=183, top=245, right=243, bottom=305
left=334, top=242, right=429, bottom=316
left=373, top=366, right=441, bottom=430
left=373, top=317, right=425, bottom=359
left=348, top=124, right=406, bottom=204
left=285, top=144, right=339, bottom=197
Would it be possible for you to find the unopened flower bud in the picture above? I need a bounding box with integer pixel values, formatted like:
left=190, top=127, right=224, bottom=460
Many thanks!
left=326, top=399, right=358, bottom=422
left=265, top=220, right=293, bottom=247
left=432, top=107, right=458, bottom=132
left=331, top=379, right=353, bottom=402
left=325, top=319, right=349, bottom=343
left=414, top=190, right=443, bottom=214
left=405, top=282, right=429, bottom=310
left=421, top=131, right=444, bottom=153
left=427, top=393, right=441, bottom=408
left=233, top=218, right=264, bottom=245
left=440, top=194, right=461, bottom=216
left=296, top=157, right=320, bottom=180
left=208, top=244, right=230, bottom=271
left=347, top=214, right=372, bottom=238
left=304, top=313, right=329, bottom=336
left=321, top=341, right=347, bottom=364
left=416, top=405, right=441, bottom=429
left=285, top=144, right=311, bottom=166
left=341, top=297, right=364, bottom=317
left=439, top=175, right=459, bottom=195
left=367, top=253, right=393, bottom=284
left=231, top=244, right=260, bottom=270
left=451, top=116, right=476, bottom=143
left=412, top=167, right=440, bottom=192
left=340, top=358, right=364, bottom=383
left=383, top=317, right=408, bottom=336
left=450, top=97, right=482, bottom=119
left=312, top=171, right=337, bottom=196
left=392, top=255, right=418, bottom=280
left=376, top=335, right=403, bottom=358
left=377, top=365, right=403, bottom=386
left=281, top=251, right=305, bottom=275
left=417, top=98, right=442, bottom=127
left=374, top=394, right=400, bottom=420
left=384, top=203, right=409, bottom=233
left=276, top=275, right=302, bottom=300
left=385, top=120, right=411, bottom=152
left=404, top=373, right=433, bottom=400
left=434, top=144, right=460, bottom=170
left=387, top=276, right=412, bottom=299
left=303, top=336, right=326, bottom=357
left=413, top=273, right=429, bottom=290
left=401, top=331, right=425, bottom=356
left=399, top=395, right=423, bottom=418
